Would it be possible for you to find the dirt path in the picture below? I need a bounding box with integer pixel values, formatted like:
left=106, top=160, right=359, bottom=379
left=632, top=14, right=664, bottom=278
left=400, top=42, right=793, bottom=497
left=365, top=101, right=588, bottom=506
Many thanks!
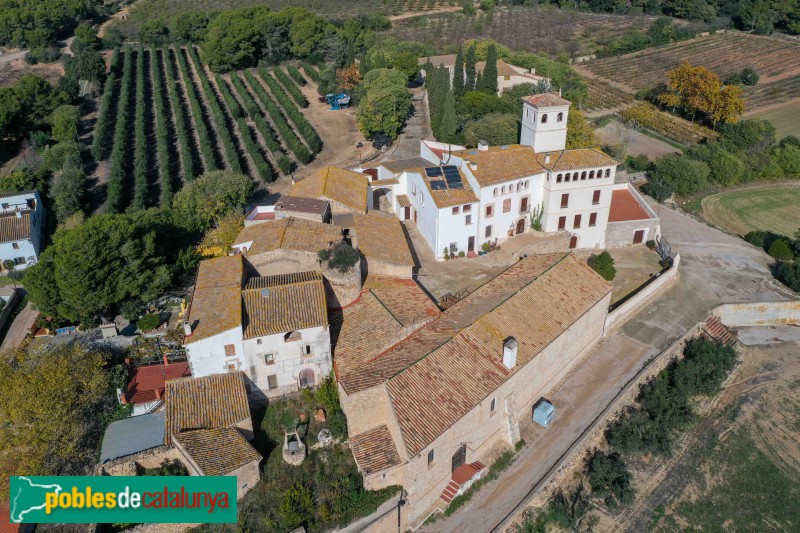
left=388, top=5, right=463, bottom=22
left=97, top=5, right=131, bottom=38
left=1, top=301, right=35, bottom=352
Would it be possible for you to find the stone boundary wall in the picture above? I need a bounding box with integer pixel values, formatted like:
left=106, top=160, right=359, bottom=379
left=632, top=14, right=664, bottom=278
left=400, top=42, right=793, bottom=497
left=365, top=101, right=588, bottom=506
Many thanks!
left=0, top=288, right=20, bottom=335
left=497, top=321, right=705, bottom=532
left=604, top=253, right=680, bottom=334
left=713, top=301, right=800, bottom=327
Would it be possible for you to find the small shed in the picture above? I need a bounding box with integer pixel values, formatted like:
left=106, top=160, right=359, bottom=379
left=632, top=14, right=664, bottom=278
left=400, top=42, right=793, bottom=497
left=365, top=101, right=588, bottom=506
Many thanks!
left=533, top=401, right=555, bottom=427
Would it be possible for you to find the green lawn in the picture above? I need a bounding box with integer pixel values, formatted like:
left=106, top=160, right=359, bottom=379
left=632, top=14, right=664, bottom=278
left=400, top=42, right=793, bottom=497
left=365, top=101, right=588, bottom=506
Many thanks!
left=701, top=184, right=800, bottom=237
left=751, top=102, right=800, bottom=140
left=652, top=429, right=800, bottom=532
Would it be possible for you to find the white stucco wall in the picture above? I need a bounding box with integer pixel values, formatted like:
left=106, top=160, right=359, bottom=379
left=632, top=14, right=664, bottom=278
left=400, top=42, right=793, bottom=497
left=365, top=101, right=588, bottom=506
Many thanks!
left=520, top=102, right=569, bottom=153
left=185, top=327, right=246, bottom=379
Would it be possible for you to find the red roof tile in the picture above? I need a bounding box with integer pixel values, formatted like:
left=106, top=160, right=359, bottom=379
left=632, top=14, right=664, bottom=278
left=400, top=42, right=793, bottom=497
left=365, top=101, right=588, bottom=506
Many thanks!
left=609, top=188, right=652, bottom=222
left=126, top=362, right=192, bottom=404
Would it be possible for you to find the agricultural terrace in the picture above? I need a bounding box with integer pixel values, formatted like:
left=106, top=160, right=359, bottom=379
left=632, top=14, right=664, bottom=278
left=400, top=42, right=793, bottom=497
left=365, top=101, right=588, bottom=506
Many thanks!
left=701, top=183, right=800, bottom=237
left=619, top=103, right=717, bottom=145
left=112, top=0, right=464, bottom=37
left=583, top=32, right=800, bottom=112
left=583, top=77, right=634, bottom=115
left=385, top=5, right=659, bottom=56
left=91, top=45, right=322, bottom=211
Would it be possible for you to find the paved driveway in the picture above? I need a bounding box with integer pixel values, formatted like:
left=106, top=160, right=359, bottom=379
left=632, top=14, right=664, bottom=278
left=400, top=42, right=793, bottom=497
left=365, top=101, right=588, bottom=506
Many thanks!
left=420, top=204, right=792, bottom=533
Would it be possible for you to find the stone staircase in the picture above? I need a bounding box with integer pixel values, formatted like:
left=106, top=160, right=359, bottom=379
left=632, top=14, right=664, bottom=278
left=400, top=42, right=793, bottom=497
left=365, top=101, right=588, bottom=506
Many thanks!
left=703, top=315, right=737, bottom=345
left=440, top=461, right=486, bottom=504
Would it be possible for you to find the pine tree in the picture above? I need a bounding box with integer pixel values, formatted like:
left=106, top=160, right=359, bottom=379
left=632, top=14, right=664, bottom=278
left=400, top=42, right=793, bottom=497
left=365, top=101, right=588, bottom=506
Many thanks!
left=480, top=43, right=498, bottom=94
left=453, top=45, right=465, bottom=97
left=439, top=90, right=458, bottom=142
left=465, top=44, right=476, bottom=92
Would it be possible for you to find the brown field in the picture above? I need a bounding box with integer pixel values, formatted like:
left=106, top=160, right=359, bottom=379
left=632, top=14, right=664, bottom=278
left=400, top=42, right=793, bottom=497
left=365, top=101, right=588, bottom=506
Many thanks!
left=584, top=77, right=635, bottom=114
left=384, top=5, right=660, bottom=56
left=583, top=31, right=800, bottom=112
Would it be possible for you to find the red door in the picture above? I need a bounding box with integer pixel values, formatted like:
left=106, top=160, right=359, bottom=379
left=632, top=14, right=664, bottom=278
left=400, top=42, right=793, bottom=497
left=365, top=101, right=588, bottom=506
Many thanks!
left=516, top=219, right=525, bottom=235
left=633, top=230, right=645, bottom=244
left=404, top=206, right=410, bottom=220
left=569, top=235, right=578, bottom=249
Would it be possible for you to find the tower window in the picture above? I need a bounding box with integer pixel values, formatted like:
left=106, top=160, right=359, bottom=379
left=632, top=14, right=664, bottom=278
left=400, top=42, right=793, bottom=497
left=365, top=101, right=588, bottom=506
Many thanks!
left=556, top=174, right=563, bottom=183
left=557, top=112, right=564, bottom=122
left=541, top=114, right=548, bottom=124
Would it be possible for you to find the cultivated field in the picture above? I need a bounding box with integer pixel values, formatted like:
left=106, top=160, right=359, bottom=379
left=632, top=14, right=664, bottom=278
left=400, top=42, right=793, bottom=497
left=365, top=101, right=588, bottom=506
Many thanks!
left=584, top=77, right=634, bottom=114
left=583, top=32, right=800, bottom=112
left=385, top=5, right=659, bottom=56
left=113, top=0, right=464, bottom=37
left=701, top=183, right=800, bottom=237
left=748, top=101, right=800, bottom=140
left=91, top=45, right=322, bottom=211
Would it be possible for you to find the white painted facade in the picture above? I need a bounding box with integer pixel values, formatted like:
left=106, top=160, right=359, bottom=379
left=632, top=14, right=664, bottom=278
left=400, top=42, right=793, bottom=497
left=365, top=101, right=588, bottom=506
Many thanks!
left=520, top=100, right=569, bottom=154
left=0, top=190, right=44, bottom=270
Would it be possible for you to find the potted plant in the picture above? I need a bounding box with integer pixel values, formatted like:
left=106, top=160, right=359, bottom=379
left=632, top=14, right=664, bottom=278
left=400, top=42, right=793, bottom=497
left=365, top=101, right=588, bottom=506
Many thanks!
left=482, top=242, right=491, bottom=254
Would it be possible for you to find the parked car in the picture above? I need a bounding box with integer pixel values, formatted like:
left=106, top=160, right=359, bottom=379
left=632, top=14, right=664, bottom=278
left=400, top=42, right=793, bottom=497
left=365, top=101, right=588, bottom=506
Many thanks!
left=533, top=399, right=555, bottom=427
left=370, top=134, right=393, bottom=150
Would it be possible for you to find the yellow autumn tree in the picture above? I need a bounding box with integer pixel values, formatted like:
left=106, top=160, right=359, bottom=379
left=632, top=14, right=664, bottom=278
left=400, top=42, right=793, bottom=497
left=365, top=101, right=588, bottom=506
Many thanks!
left=663, top=60, right=744, bottom=125
left=566, top=109, right=598, bottom=149
left=336, top=64, right=362, bottom=91
left=197, top=212, right=245, bottom=258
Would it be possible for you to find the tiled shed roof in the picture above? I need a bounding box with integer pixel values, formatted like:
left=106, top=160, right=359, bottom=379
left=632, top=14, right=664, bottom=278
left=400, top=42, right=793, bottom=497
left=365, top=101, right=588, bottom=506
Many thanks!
left=535, top=149, right=618, bottom=172
left=609, top=188, right=653, bottom=222
left=386, top=254, right=611, bottom=456
left=126, top=362, right=191, bottom=404
left=523, top=92, right=571, bottom=107
left=380, top=158, right=435, bottom=173
left=233, top=217, right=341, bottom=256
left=185, top=255, right=244, bottom=344
left=455, top=145, right=544, bottom=186
left=275, top=195, right=330, bottom=215
left=0, top=211, right=31, bottom=243
left=349, top=425, right=402, bottom=474
left=289, top=166, right=369, bottom=213
left=172, top=428, right=261, bottom=476
left=353, top=212, right=415, bottom=267
left=338, top=253, right=568, bottom=394
left=242, top=271, right=327, bottom=338
left=396, top=195, right=411, bottom=208
left=164, top=372, right=250, bottom=444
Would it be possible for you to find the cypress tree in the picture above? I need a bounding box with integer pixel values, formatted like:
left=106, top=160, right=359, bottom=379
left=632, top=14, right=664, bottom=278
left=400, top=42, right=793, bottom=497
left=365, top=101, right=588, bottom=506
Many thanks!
left=474, top=69, right=483, bottom=95
left=439, top=90, right=458, bottom=142
left=453, top=45, right=465, bottom=97
left=465, top=44, right=476, bottom=92
left=480, top=43, right=498, bottom=94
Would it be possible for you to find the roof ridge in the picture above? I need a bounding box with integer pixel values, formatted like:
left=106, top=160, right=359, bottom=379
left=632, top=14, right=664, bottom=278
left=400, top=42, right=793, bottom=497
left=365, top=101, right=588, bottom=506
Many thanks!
left=368, top=289, right=404, bottom=328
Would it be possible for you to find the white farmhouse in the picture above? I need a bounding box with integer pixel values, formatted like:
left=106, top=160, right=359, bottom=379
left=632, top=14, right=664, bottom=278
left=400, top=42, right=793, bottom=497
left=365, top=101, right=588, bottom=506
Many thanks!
left=0, top=190, right=44, bottom=269
left=419, top=55, right=551, bottom=95
left=363, top=92, right=659, bottom=259
left=182, top=255, right=331, bottom=400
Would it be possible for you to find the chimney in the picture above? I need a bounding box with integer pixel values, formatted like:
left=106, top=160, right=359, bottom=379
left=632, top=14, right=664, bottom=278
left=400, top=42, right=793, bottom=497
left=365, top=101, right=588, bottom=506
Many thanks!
left=469, top=161, right=478, bottom=171
left=155, top=388, right=162, bottom=400
left=124, top=357, right=131, bottom=368
left=14, top=210, right=21, bottom=219
left=163, top=354, right=169, bottom=366
left=544, top=154, right=551, bottom=165
left=503, top=337, right=518, bottom=369
left=183, top=321, right=192, bottom=336
left=478, top=140, right=489, bottom=151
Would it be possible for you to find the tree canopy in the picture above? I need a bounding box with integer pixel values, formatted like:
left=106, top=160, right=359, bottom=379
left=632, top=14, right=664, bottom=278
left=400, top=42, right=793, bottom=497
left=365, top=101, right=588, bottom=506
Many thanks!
left=0, top=75, right=69, bottom=140
left=355, top=69, right=411, bottom=139
left=171, top=170, right=253, bottom=233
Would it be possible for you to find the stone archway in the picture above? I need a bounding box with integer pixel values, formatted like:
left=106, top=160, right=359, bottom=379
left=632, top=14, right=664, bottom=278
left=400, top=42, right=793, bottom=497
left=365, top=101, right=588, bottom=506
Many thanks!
left=299, top=368, right=315, bottom=389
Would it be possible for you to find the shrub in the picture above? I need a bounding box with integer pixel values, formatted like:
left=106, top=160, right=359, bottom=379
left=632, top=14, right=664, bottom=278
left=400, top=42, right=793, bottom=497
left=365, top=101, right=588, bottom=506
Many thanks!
left=458, top=251, right=465, bottom=258
left=592, top=252, right=616, bottom=281
left=277, top=155, right=292, bottom=175
left=287, top=65, right=307, bottom=86
left=107, top=46, right=134, bottom=213
left=777, top=260, right=800, bottom=292
left=273, top=67, right=308, bottom=108
left=120, top=299, right=142, bottom=322
left=625, top=154, right=651, bottom=172
left=320, top=243, right=359, bottom=273
left=586, top=451, right=635, bottom=508
left=258, top=69, right=321, bottom=152
left=673, top=337, right=738, bottom=397
left=174, top=47, right=221, bottom=172
left=641, top=176, right=674, bottom=202
left=740, top=67, right=759, bottom=86
left=744, top=230, right=765, bottom=247
left=144, top=459, right=187, bottom=476
left=646, top=239, right=656, bottom=250
left=137, top=313, right=161, bottom=331
left=768, top=239, right=794, bottom=261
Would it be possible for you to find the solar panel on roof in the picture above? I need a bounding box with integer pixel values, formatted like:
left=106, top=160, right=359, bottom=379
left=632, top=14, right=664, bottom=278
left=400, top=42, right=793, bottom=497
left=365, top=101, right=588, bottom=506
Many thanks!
left=425, top=167, right=442, bottom=177
left=430, top=181, right=447, bottom=190
left=449, top=182, right=464, bottom=189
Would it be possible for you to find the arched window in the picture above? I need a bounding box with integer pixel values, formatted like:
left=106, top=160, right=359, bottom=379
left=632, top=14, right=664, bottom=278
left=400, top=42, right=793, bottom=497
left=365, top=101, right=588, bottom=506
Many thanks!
left=501, top=186, right=506, bottom=194
left=589, top=170, right=595, bottom=179
left=557, top=174, right=563, bottom=183
left=605, top=169, right=610, bottom=177
left=557, top=112, right=564, bottom=122
left=524, top=180, right=529, bottom=188
left=517, top=182, right=522, bottom=192
left=541, top=114, right=548, bottom=124
left=494, top=188, right=498, bottom=196
left=581, top=171, right=587, bottom=180
left=565, top=173, right=571, bottom=182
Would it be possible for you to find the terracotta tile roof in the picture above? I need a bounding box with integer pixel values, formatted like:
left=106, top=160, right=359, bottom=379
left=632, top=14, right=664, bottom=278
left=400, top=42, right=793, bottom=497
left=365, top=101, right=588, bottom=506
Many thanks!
left=185, top=256, right=244, bottom=344
left=454, top=145, right=544, bottom=186
left=416, top=168, right=479, bottom=209
left=275, top=195, right=330, bottom=215
left=0, top=211, right=30, bottom=243
left=333, top=277, right=440, bottom=391
left=353, top=212, right=415, bottom=267
left=172, top=427, right=261, bottom=476
left=386, top=254, right=611, bottom=456
left=396, top=195, right=411, bottom=208
left=350, top=425, right=402, bottom=474
left=289, top=166, right=369, bottom=213
left=381, top=158, right=435, bottom=173
left=523, top=92, right=571, bottom=107
left=233, top=217, right=341, bottom=256
left=242, top=271, right=327, bottom=338
left=418, top=56, right=526, bottom=79
left=339, top=253, right=568, bottom=394
left=535, top=149, right=618, bottom=172
left=609, top=188, right=653, bottom=222
left=476, top=59, right=519, bottom=78
left=371, top=178, right=400, bottom=186
left=418, top=54, right=458, bottom=67
left=164, top=372, right=251, bottom=445
left=126, top=362, right=191, bottom=404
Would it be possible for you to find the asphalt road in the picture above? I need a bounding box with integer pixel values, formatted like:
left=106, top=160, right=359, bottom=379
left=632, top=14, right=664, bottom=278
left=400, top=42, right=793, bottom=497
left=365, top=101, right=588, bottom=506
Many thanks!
left=420, top=204, right=790, bottom=533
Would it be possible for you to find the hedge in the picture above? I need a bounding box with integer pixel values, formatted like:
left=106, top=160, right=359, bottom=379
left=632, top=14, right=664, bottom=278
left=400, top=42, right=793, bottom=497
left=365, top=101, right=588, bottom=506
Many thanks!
left=186, top=46, right=243, bottom=175
left=174, top=47, right=221, bottom=172
left=287, top=65, right=307, bottom=86
left=303, top=63, right=321, bottom=84
left=227, top=75, right=285, bottom=157
left=107, top=46, right=134, bottom=213
left=131, top=46, right=149, bottom=211
left=273, top=67, right=308, bottom=107
left=91, top=48, right=119, bottom=161
left=245, top=70, right=312, bottom=163
left=237, top=118, right=274, bottom=183
left=214, top=74, right=243, bottom=119
left=258, top=68, right=321, bottom=153
left=151, top=47, right=174, bottom=207
left=162, top=48, right=197, bottom=182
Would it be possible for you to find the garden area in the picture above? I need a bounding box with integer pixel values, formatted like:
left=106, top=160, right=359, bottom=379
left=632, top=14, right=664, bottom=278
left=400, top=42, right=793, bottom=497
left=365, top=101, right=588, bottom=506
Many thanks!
left=196, top=377, right=400, bottom=533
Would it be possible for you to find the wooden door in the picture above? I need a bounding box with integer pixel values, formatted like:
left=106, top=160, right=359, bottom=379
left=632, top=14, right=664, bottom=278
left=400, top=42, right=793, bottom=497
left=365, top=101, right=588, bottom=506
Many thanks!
left=404, top=206, right=410, bottom=220
left=516, top=219, right=525, bottom=235
left=452, top=444, right=466, bottom=473
left=468, top=236, right=475, bottom=252
left=633, top=230, right=645, bottom=244
left=520, top=197, right=529, bottom=213
left=569, top=235, right=578, bottom=249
